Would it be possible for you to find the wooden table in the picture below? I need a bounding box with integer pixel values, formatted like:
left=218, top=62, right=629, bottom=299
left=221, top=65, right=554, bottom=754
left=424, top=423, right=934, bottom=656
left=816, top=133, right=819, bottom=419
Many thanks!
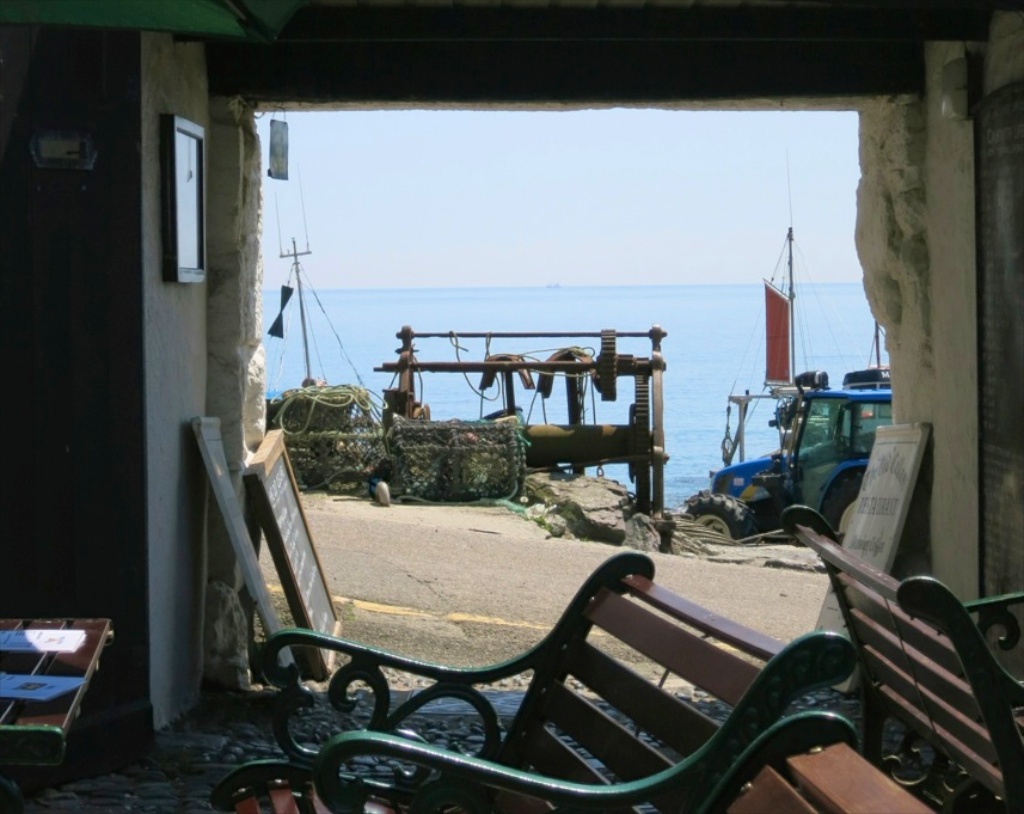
left=0, top=618, right=112, bottom=814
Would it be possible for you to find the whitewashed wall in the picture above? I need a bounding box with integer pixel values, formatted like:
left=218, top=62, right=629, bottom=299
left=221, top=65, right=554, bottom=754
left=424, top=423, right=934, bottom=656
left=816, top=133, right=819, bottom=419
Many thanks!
left=140, top=33, right=210, bottom=728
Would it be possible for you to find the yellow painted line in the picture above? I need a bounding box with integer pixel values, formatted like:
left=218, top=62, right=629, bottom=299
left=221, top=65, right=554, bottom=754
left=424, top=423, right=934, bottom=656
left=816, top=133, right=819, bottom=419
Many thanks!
left=267, top=584, right=746, bottom=651
left=446, top=612, right=549, bottom=631
left=267, top=583, right=547, bottom=631
left=350, top=599, right=433, bottom=620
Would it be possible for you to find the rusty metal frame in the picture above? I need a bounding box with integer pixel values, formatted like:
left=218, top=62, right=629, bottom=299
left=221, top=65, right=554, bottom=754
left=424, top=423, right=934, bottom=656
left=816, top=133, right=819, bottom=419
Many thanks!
left=376, top=325, right=672, bottom=545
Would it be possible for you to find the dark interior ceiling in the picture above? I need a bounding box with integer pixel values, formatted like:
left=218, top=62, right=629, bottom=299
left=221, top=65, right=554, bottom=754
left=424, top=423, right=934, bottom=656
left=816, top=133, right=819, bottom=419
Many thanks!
left=206, top=1, right=1009, bottom=105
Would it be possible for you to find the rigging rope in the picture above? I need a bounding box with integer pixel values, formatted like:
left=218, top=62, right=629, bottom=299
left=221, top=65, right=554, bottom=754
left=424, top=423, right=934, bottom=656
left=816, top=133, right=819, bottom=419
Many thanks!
left=302, top=274, right=365, bottom=387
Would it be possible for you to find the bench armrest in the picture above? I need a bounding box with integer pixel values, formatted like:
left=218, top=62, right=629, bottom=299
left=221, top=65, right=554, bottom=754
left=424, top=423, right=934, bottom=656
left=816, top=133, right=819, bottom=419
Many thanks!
left=304, top=631, right=855, bottom=812
left=964, top=592, right=1024, bottom=652
left=262, top=627, right=546, bottom=767
left=263, top=551, right=660, bottom=768
left=261, top=626, right=541, bottom=689
left=309, top=713, right=858, bottom=814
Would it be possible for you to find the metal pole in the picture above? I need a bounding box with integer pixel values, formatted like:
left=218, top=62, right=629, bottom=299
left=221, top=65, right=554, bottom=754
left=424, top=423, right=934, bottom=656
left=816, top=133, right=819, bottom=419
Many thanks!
left=787, top=226, right=796, bottom=384
left=282, top=236, right=314, bottom=383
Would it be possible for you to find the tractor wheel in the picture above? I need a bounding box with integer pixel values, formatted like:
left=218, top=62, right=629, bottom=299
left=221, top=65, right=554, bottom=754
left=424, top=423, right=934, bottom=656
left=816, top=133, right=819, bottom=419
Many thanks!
left=683, top=490, right=758, bottom=540
left=820, top=471, right=864, bottom=536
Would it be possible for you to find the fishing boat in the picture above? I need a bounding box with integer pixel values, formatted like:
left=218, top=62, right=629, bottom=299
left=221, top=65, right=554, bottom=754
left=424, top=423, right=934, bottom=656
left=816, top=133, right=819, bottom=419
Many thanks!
left=264, top=238, right=387, bottom=493
left=681, top=227, right=892, bottom=539
left=267, top=236, right=327, bottom=389
left=717, top=226, right=889, bottom=468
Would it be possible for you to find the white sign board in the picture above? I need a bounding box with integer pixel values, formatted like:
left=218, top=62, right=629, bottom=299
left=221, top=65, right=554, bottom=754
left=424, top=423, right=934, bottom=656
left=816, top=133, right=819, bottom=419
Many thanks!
left=192, top=417, right=292, bottom=669
left=817, top=422, right=931, bottom=633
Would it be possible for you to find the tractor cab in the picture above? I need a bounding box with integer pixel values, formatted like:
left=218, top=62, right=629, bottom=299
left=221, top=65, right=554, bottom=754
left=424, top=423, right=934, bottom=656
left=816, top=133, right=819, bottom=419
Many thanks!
left=686, top=369, right=892, bottom=539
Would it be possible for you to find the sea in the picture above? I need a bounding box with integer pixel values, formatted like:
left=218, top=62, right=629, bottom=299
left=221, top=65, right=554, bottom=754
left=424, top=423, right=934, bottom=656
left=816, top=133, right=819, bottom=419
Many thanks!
left=262, top=283, right=886, bottom=511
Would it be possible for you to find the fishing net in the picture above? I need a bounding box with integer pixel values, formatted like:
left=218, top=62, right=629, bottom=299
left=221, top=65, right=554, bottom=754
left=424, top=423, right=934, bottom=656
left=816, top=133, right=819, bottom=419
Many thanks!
left=388, top=415, right=527, bottom=502
left=267, top=385, right=387, bottom=490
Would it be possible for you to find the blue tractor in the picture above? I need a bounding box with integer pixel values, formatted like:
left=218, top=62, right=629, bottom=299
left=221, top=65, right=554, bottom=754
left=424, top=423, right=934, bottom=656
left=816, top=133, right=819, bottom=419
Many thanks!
left=685, top=368, right=892, bottom=539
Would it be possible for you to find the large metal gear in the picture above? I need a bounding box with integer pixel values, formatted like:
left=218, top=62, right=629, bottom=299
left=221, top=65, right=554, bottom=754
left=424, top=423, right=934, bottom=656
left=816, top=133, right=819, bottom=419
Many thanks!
left=595, top=329, right=617, bottom=401
left=629, top=375, right=652, bottom=514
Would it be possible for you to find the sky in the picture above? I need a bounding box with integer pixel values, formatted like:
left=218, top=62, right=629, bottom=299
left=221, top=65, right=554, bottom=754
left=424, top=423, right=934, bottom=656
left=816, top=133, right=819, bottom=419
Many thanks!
left=255, top=109, right=861, bottom=291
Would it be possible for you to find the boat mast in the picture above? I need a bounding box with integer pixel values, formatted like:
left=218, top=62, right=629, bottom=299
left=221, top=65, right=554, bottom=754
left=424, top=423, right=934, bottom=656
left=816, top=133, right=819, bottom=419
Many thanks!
left=786, top=225, right=795, bottom=384
left=282, top=236, right=313, bottom=382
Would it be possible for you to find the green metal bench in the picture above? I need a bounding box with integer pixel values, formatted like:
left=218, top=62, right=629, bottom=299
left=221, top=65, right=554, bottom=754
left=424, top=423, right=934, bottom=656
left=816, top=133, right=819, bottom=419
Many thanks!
left=212, top=552, right=858, bottom=813
left=785, top=508, right=1024, bottom=813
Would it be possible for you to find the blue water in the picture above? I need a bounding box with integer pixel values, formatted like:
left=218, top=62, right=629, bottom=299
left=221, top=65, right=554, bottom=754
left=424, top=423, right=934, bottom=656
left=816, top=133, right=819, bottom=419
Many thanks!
left=263, top=284, right=886, bottom=510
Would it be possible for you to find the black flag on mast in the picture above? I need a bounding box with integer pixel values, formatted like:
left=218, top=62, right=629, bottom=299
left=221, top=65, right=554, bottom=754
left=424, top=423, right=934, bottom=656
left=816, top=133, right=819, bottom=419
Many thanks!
left=268, top=285, right=294, bottom=338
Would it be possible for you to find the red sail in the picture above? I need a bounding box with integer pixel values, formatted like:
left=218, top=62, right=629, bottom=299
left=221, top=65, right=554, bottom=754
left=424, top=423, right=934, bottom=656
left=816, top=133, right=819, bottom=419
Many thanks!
left=765, top=281, right=791, bottom=385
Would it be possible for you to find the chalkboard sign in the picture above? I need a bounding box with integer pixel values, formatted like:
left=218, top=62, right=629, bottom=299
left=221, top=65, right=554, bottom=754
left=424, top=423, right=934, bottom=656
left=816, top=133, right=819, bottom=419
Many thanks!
left=817, top=422, right=931, bottom=633
left=192, top=417, right=292, bottom=670
left=245, top=430, right=340, bottom=679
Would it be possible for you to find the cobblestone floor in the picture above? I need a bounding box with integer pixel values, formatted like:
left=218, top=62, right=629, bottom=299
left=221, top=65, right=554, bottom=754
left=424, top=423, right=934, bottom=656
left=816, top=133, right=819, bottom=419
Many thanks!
left=17, top=684, right=863, bottom=814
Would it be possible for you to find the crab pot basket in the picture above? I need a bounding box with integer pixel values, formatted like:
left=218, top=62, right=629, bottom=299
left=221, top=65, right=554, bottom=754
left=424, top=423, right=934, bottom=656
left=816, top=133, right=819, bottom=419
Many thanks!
left=389, top=416, right=526, bottom=502
left=267, top=387, right=387, bottom=490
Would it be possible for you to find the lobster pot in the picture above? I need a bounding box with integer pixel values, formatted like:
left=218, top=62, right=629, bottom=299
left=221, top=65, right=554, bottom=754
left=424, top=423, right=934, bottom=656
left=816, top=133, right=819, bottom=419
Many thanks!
left=268, top=387, right=387, bottom=490
left=389, top=416, right=526, bottom=502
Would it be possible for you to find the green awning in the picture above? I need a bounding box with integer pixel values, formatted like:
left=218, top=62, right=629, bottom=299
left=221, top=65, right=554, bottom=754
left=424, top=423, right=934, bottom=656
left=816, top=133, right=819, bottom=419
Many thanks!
left=0, top=0, right=307, bottom=43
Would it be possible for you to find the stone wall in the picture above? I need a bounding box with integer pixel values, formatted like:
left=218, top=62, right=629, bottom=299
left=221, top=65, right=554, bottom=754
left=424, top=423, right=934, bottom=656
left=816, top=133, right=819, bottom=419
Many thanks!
left=855, top=12, right=1023, bottom=597
left=202, top=98, right=266, bottom=688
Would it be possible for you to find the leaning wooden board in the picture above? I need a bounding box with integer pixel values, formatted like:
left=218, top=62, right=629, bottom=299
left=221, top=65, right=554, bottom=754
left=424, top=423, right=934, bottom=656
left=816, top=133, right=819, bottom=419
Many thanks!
left=245, top=430, right=340, bottom=680
left=192, top=417, right=292, bottom=671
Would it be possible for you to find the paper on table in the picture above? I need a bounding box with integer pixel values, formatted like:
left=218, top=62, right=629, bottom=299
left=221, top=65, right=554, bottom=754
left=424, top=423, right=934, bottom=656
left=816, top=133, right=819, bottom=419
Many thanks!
left=0, top=673, right=86, bottom=702
left=0, top=629, right=86, bottom=653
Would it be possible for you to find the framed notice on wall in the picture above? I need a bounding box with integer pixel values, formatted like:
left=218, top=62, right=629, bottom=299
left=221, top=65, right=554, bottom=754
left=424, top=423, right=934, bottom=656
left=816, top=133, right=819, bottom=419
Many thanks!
left=245, top=430, right=341, bottom=680
left=161, top=115, right=205, bottom=283
left=817, top=422, right=931, bottom=633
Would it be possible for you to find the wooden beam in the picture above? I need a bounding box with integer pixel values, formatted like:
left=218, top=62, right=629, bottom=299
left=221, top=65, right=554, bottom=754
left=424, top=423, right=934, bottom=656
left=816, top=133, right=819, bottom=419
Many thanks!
left=208, top=38, right=923, bottom=103
left=274, top=6, right=991, bottom=44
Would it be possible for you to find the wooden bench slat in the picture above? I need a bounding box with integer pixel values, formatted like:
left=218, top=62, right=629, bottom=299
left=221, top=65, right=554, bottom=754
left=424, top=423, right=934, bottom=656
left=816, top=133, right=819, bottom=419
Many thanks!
left=836, top=573, right=964, bottom=676
left=622, top=575, right=783, bottom=661
left=567, top=640, right=720, bottom=756
left=586, top=588, right=761, bottom=707
left=889, top=611, right=964, bottom=676
left=268, top=784, right=301, bottom=814
left=876, top=686, right=1005, bottom=794
left=848, top=609, right=981, bottom=722
left=786, top=742, right=935, bottom=814
left=517, top=717, right=610, bottom=787
left=727, top=765, right=818, bottom=814
left=849, top=623, right=1002, bottom=783
left=509, top=720, right=647, bottom=814
left=864, top=648, right=999, bottom=769
left=843, top=601, right=1001, bottom=770
left=795, top=525, right=1022, bottom=811
left=544, top=682, right=674, bottom=781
